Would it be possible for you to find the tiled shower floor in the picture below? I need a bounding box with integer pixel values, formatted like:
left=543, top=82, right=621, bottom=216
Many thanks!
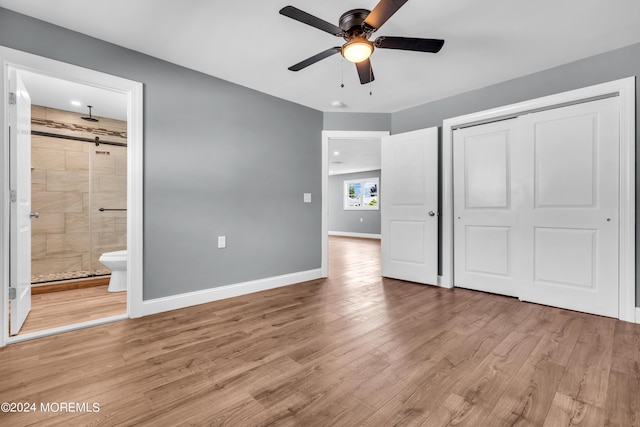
left=32, top=269, right=111, bottom=284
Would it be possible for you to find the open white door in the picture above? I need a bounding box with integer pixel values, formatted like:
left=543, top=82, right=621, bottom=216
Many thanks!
left=9, top=69, right=32, bottom=335
left=381, top=128, right=439, bottom=284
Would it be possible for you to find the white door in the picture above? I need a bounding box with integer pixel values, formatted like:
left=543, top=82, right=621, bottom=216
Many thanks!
left=453, top=97, right=620, bottom=317
left=518, top=98, right=619, bottom=317
left=381, top=128, right=438, bottom=284
left=9, top=69, right=32, bottom=335
left=453, top=119, right=520, bottom=297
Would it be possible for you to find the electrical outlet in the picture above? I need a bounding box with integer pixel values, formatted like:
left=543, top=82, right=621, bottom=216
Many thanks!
left=360, top=218, right=363, bottom=222
left=218, top=236, right=226, bottom=249
left=304, top=193, right=312, bottom=203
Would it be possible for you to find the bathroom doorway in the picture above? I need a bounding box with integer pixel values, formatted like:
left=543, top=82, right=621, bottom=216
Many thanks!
left=1, top=46, right=144, bottom=346
left=10, top=71, right=128, bottom=336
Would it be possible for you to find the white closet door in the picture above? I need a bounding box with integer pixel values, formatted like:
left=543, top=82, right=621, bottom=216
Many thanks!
left=518, top=97, right=619, bottom=317
left=453, top=97, right=620, bottom=317
left=453, top=119, right=520, bottom=297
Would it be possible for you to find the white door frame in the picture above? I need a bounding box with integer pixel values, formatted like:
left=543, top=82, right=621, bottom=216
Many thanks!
left=0, top=46, right=145, bottom=346
left=441, top=77, right=636, bottom=323
left=321, top=130, right=389, bottom=277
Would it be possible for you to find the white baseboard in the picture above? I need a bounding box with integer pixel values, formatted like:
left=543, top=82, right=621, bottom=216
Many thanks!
left=636, top=307, right=640, bottom=324
left=328, top=231, right=381, bottom=239
left=139, top=269, right=323, bottom=317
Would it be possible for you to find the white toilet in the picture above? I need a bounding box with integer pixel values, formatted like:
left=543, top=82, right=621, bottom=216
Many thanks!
left=99, top=250, right=127, bottom=292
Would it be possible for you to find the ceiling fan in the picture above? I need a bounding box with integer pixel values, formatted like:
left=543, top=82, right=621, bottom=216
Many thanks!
left=279, top=0, right=445, bottom=85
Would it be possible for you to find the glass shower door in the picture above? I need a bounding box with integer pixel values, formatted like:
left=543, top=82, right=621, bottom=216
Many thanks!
left=89, top=143, right=127, bottom=276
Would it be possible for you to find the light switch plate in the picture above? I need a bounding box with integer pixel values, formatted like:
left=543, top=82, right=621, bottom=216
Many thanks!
left=218, top=236, right=226, bottom=248
left=304, top=193, right=311, bottom=203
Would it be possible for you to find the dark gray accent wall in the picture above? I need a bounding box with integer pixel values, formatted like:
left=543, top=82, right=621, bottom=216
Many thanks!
left=0, top=8, right=322, bottom=300
left=329, top=170, right=381, bottom=235
left=323, top=112, right=391, bottom=131
left=392, top=42, right=640, bottom=306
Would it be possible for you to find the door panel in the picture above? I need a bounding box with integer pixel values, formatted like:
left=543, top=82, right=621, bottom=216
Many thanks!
left=534, top=114, right=597, bottom=208
left=381, top=128, right=438, bottom=285
left=534, top=227, right=596, bottom=289
left=520, top=98, right=619, bottom=317
left=465, top=226, right=510, bottom=276
left=463, top=131, right=510, bottom=209
left=389, top=221, right=425, bottom=264
left=9, top=70, right=32, bottom=335
left=453, top=119, right=519, bottom=296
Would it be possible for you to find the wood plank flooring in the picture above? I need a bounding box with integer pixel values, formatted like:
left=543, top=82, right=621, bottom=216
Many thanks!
left=15, top=285, right=126, bottom=335
left=0, top=236, right=638, bottom=426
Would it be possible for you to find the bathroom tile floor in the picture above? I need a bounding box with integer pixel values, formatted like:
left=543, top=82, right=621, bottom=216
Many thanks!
left=13, top=285, right=126, bottom=335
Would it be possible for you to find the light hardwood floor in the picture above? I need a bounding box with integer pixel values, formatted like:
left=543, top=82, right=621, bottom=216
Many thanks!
left=16, top=284, right=127, bottom=335
left=0, top=236, right=638, bottom=426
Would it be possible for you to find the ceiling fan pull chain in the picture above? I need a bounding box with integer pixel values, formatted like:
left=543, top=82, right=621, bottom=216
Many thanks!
left=341, top=57, right=345, bottom=88
left=369, top=64, right=373, bottom=95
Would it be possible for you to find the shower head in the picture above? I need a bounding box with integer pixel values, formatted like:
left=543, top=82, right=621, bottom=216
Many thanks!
left=81, top=105, right=99, bottom=123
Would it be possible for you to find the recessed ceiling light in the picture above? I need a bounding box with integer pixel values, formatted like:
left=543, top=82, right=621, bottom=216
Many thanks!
left=333, top=151, right=340, bottom=156
left=71, top=100, right=82, bottom=106
left=331, top=100, right=346, bottom=108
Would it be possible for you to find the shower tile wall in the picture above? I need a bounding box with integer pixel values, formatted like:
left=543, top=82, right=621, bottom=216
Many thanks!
left=31, top=106, right=127, bottom=284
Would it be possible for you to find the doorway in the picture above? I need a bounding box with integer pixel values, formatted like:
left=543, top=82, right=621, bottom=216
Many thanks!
left=321, top=131, right=389, bottom=277
left=0, top=46, right=144, bottom=345
left=14, top=71, right=128, bottom=335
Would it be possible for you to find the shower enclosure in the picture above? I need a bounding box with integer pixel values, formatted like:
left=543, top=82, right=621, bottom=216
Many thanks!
left=30, top=105, right=127, bottom=285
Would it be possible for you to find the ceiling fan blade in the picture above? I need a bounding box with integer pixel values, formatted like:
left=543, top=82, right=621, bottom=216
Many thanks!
left=375, top=36, right=445, bottom=53
left=364, top=0, right=409, bottom=31
left=355, top=59, right=375, bottom=84
left=288, top=47, right=341, bottom=71
left=279, top=6, right=343, bottom=36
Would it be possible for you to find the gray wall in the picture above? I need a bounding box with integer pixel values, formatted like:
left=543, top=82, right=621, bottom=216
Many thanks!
left=391, top=42, right=640, bottom=306
left=392, top=43, right=640, bottom=134
left=0, top=8, right=323, bottom=300
left=323, top=112, right=390, bottom=132
left=329, top=170, right=381, bottom=235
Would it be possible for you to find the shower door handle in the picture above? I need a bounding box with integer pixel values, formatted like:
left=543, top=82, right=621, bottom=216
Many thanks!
left=29, top=212, right=40, bottom=219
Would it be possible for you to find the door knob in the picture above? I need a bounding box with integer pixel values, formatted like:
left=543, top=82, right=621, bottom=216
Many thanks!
left=29, top=212, right=40, bottom=219
left=428, top=211, right=436, bottom=217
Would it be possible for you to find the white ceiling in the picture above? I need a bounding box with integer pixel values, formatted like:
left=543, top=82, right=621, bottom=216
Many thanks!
left=19, top=70, right=127, bottom=121
left=328, top=138, right=381, bottom=176
left=1, top=0, right=639, bottom=114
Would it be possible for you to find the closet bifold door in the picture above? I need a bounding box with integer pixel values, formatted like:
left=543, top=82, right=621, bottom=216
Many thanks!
left=518, top=97, right=619, bottom=318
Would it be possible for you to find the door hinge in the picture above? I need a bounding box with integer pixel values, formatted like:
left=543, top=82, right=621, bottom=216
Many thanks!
left=9, top=92, right=16, bottom=105
left=9, top=287, right=16, bottom=300
left=10, top=190, right=17, bottom=203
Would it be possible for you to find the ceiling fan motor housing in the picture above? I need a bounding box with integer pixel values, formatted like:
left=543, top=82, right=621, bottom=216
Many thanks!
left=339, top=9, right=372, bottom=39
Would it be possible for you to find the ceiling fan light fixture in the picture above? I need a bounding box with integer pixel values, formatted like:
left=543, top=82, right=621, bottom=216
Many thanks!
left=342, top=38, right=373, bottom=63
